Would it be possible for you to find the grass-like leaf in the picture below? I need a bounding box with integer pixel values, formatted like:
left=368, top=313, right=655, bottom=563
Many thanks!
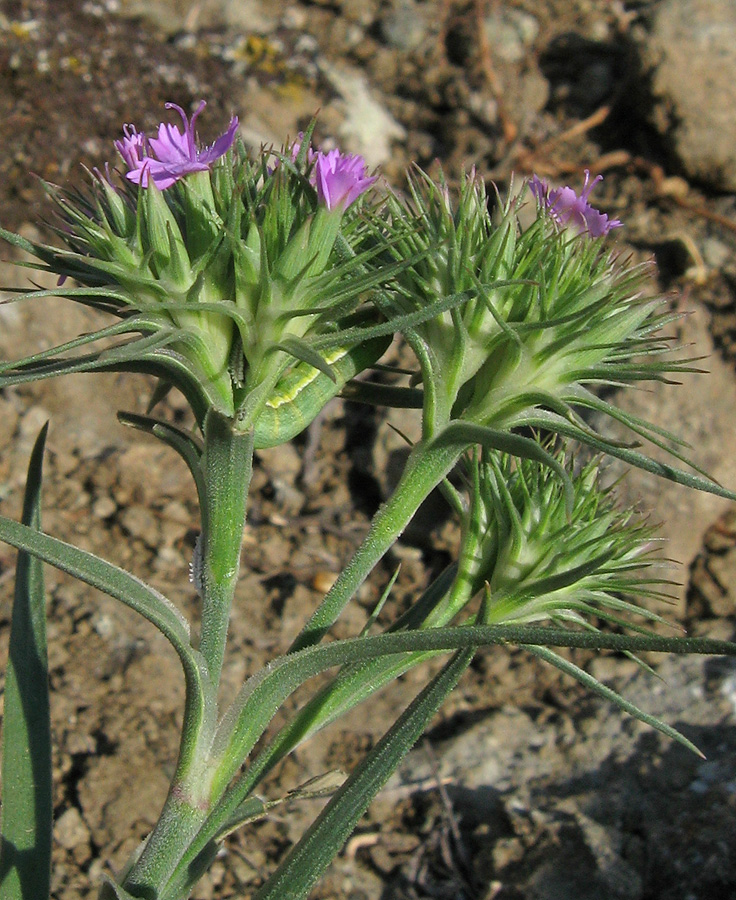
left=0, top=424, right=52, bottom=900
left=251, top=649, right=475, bottom=900
left=153, top=619, right=736, bottom=900
left=525, top=644, right=704, bottom=756
left=0, top=516, right=210, bottom=774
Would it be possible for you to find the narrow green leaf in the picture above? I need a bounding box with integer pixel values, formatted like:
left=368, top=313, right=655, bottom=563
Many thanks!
left=0, top=225, right=53, bottom=257
left=214, top=623, right=736, bottom=791
left=0, top=424, right=52, bottom=900
left=525, top=645, right=705, bottom=757
left=0, top=518, right=190, bottom=647
left=0, top=318, right=152, bottom=376
left=252, top=649, right=475, bottom=900
left=289, top=438, right=465, bottom=653
left=117, top=412, right=206, bottom=514
left=214, top=773, right=347, bottom=843
left=438, top=421, right=575, bottom=513
left=160, top=620, right=736, bottom=900
left=98, top=876, right=143, bottom=900
left=273, top=338, right=338, bottom=382
left=0, top=516, right=210, bottom=774
left=340, top=379, right=424, bottom=410
left=523, top=410, right=736, bottom=501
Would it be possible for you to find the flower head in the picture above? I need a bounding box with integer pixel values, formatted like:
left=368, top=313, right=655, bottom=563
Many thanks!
left=311, top=149, right=377, bottom=210
left=287, top=132, right=316, bottom=165
left=529, top=170, right=622, bottom=237
left=115, top=101, right=239, bottom=189
left=462, top=448, right=667, bottom=630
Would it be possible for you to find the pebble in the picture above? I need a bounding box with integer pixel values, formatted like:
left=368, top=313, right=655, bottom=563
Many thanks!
left=258, top=441, right=303, bottom=486
left=319, top=61, right=407, bottom=168
left=55, top=807, right=91, bottom=852
left=92, top=495, right=117, bottom=519
left=114, top=0, right=276, bottom=34
left=483, top=8, right=539, bottom=63
left=380, top=0, right=430, bottom=51
left=119, top=504, right=161, bottom=547
left=702, top=236, right=732, bottom=270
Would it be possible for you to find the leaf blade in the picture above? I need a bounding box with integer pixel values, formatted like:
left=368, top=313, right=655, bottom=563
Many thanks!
left=0, top=424, right=53, bottom=900
left=252, top=649, right=475, bottom=900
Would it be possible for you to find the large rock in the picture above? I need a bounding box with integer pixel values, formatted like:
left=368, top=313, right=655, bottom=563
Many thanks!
left=644, top=0, right=736, bottom=191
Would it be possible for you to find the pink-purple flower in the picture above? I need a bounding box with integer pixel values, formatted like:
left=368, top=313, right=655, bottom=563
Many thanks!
left=529, top=170, right=622, bottom=237
left=115, top=101, right=239, bottom=190
left=311, top=149, right=377, bottom=210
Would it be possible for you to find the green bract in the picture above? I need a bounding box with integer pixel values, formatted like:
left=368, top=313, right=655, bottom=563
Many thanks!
left=372, top=170, right=698, bottom=475
left=0, top=128, right=388, bottom=442
left=462, top=447, right=670, bottom=630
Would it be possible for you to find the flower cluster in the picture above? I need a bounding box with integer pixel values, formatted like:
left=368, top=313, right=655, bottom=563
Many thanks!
left=113, top=104, right=377, bottom=215
left=370, top=168, right=638, bottom=441
left=3, top=94, right=736, bottom=900
left=115, top=101, right=239, bottom=190
left=464, top=448, right=667, bottom=630
left=529, top=169, right=622, bottom=237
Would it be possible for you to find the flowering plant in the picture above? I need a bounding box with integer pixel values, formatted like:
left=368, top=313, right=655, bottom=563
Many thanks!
left=1, top=103, right=735, bottom=900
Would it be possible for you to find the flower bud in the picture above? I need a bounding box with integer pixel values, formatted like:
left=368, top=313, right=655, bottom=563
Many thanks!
left=460, top=448, right=668, bottom=631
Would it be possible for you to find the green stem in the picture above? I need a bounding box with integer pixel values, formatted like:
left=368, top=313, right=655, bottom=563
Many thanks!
left=289, top=434, right=466, bottom=653
left=199, top=409, right=255, bottom=687
left=252, top=648, right=476, bottom=900
left=120, top=410, right=254, bottom=898
left=226, top=469, right=488, bottom=792
left=122, top=795, right=210, bottom=899
left=248, top=523, right=483, bottom=781
left=125, top=428, right=464, bottom=898
left=157, top=623, right=736, bottom=900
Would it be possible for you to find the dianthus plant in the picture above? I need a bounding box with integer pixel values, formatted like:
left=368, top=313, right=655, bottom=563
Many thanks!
left=1, top=102, right=735, bottom=900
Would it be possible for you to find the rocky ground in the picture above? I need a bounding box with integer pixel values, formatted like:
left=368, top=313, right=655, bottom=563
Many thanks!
left=1, top=0, right=736, bottom=898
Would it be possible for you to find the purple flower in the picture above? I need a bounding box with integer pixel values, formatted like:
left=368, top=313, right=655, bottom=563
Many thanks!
left=116, top=126, right=147, bottom=173
left=115, top=101, right=239, bottom=190
left=529, top=170, right=622, bottom=237
left=311, top=149, right=377, bottom=210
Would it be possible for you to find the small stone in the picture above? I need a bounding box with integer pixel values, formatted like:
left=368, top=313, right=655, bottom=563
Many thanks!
left=282, top=5, right=308, bottom=30
left=119, top=504, right=161, bottom=547
left=53, top=448, right=78, bottom=476
left=312, top=569, right=338, bottom=594
left=702, top=237, right=732, bottom=270
left=92, top=495, right=117, bottom=519
left=19, top=405, right=50, bottom=440
left=483, top=9, right=539, bottom=63
left=380, top=0, right=429, bottom=51
left=319, top=61, right=407, bottom=168
left=55, top=807, right=90, bottom=851
left=259, top=441, right=302, bottom=486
